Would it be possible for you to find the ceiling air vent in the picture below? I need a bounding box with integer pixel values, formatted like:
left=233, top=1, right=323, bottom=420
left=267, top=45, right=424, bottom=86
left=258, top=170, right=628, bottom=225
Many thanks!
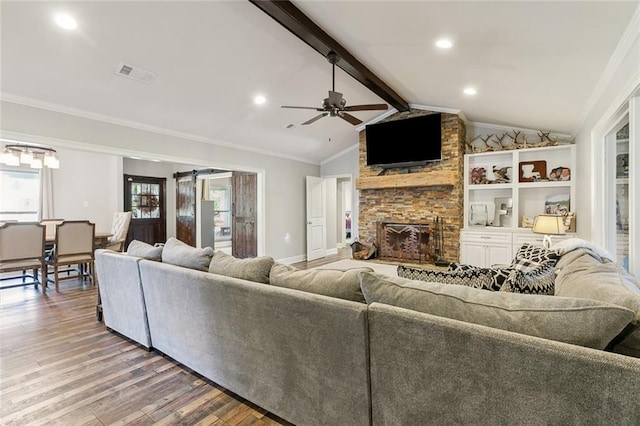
left=115, top=62, right=157, bottom=83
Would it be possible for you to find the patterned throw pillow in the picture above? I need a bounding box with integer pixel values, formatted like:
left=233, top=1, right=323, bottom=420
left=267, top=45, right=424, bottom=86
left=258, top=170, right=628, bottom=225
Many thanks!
left=511, top=257, right=544, bottom=272
left=397, top=265, right=494, bottom=291
left=500, top=262, right=556, bottom=295
left=448, top=263, right=510, bottom=291
left=513, top=243, right=560, bottom=265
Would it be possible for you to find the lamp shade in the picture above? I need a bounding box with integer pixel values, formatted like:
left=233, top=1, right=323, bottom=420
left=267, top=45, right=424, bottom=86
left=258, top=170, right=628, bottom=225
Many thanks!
left=532, top=215, right=566, bottom=235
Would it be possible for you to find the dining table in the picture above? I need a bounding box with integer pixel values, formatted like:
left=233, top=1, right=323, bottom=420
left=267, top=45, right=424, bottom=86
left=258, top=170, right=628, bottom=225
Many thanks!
left=45, top=231, right=113, bottom=249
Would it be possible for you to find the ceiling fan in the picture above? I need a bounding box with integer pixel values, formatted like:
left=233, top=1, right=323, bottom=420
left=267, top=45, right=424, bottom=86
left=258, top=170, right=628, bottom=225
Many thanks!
left=282, top=51, right=388, bottom=126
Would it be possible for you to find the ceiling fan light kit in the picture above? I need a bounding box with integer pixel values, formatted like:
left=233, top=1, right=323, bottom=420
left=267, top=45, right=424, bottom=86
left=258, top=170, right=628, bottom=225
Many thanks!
left=281, top=51, right=388, bottom=126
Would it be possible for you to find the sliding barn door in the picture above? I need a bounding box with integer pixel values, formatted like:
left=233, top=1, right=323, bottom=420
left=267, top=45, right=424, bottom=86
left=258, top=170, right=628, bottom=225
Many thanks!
left=232, top=172, right=257, bottom=258
left=175, top=173, right=196, bottom=246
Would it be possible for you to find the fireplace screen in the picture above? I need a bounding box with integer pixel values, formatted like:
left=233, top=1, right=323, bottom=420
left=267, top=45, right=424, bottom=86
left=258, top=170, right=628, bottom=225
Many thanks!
left=378, top=223, right=430, bottom=263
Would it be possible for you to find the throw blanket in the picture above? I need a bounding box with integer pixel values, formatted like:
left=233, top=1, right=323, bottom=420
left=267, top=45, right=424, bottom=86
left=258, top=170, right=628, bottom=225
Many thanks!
left=551, top=237, right=615, bottom=262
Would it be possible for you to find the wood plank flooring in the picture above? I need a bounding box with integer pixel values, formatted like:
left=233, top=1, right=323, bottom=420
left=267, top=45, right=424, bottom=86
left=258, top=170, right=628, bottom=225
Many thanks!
left=0, top=251, right=349, bottom=425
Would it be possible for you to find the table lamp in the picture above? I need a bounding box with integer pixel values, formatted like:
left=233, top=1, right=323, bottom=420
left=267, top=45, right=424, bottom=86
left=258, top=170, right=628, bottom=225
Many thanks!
left=532, top=214, right=566, bottom=248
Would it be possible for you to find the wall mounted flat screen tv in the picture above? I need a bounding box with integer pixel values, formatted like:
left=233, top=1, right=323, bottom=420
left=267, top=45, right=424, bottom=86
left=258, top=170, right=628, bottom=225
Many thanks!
left=365, top=113, right=442, bottom=168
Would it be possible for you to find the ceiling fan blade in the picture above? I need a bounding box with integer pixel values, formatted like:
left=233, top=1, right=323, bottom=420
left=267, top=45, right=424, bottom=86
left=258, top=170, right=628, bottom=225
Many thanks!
left=344, top=103, right=389, bottom=112
left=302, top=113, right=329, bottom=125
left=282, top=106, right=323, bottom=110
left=328, top=91, right=343, bottom=107
left=338, top=112, right=363, bottom=126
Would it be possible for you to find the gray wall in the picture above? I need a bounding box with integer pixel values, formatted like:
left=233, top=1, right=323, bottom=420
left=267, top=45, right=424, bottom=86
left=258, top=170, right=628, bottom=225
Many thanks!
left=1, top=101, right=319, bottom=261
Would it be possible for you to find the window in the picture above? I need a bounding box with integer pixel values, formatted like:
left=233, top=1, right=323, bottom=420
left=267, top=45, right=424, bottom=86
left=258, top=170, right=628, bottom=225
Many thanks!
left=0, top=169, right=40, bottom=221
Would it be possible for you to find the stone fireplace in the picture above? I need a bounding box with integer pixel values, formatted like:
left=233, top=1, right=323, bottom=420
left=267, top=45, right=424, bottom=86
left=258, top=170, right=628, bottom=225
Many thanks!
left=356, top=110, right=465, bottom=264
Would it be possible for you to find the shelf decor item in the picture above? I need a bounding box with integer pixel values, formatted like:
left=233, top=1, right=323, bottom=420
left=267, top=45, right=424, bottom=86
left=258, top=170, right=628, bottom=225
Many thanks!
left=470, top=166, right=488, bottom=184
left=491, top=166, right=512, bottom=183
left=549, top=166, right=571, bottom=181
left=470, top=204, right=488, bottom=226
left=544, top=193, right=570, bottom=215
left=519, top=160, right=547, bottom=182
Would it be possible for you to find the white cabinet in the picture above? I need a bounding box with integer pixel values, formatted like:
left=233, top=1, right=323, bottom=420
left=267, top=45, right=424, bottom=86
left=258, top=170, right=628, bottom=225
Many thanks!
left=461, top=144, right=578, bottom=264
left=460, top=231, right=513, bottom=267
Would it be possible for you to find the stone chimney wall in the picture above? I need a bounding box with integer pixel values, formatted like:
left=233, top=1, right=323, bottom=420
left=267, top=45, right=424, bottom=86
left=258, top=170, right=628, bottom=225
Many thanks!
left=357, top=110, right=465, bottom=263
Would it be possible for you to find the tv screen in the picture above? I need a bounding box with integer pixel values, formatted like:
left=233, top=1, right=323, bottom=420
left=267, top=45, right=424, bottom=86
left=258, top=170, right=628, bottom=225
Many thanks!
left=365, top=113, right=442, bottom=168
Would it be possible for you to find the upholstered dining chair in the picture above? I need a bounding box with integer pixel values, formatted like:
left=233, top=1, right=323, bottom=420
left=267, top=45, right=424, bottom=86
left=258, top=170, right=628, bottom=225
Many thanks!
left=104, top=212, right=132, bottom=252
left=40, top=218, right=65, bottom=242
left=0, top=222, right=47, bottom=293
left=46, top=220, right=95, bottom=292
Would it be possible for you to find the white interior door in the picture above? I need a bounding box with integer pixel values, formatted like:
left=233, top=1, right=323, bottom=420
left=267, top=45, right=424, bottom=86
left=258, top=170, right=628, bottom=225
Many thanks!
left=306, top=176, right=326, bottom=261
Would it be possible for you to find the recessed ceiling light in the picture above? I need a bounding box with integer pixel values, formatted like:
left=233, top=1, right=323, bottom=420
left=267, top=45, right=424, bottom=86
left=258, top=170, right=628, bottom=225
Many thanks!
left=254, top=95, right=266, bottom=105
left=464, top=87, right=477, bottom=95
left=55, top=13, right=77, bottom=30
left=435, top=39, right=453, bottom=49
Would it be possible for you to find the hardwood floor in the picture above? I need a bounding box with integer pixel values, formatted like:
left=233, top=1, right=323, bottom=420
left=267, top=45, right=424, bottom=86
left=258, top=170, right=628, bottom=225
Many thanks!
left=0, top=251, right=349, bottom=425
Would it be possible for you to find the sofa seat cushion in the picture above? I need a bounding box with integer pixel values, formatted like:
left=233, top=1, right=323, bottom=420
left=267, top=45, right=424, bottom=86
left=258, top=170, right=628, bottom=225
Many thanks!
left=398, top=265, right=496, bottom=291
left=126, top=239, right=163, bottom=261
left=555, top=248, right=640, bottom=356
left=161, top=237, right=214, bottom=271
left=269, top=263, right=373, bottom=303
left=359, top=271, right=635, bottom=350
left=208, top=251, right=274, bottom=284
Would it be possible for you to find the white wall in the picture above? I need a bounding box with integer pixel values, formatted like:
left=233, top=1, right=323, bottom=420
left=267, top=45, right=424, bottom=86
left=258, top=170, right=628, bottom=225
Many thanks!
left=1, top=101, right=320, bottom=261
left=573, top=9, right=640, bottom=241
left=51, top=147, right=121, bottom=232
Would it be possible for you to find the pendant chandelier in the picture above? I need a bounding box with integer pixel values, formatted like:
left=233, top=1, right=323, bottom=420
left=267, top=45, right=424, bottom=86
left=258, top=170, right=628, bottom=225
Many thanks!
left=0, top=143, right=60, bottom=169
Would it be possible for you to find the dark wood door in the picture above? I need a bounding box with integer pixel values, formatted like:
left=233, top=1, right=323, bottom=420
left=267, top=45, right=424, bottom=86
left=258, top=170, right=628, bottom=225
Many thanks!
left=176, top=173, right=197, bottom=246
left=232, top=172, right=257, bottom=258
left=124, top=175, right=166, bottom=246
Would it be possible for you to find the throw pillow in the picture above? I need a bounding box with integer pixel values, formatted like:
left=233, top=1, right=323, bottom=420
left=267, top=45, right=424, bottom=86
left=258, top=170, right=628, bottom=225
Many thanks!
left=499, top=261, right=556, bottom=295
left=359, top=271, right=635, bottom=350
left=513, top=243, right=560, bottom=265
left=397, top=265, right=495, bottom=291
left=208, top=250, right=274, bottom=284
left=126, top=239, right=163, bottom=261
left=447, top=263, right=511, bottom=291
left=161, top=237, right=214, bottom=272
left=269, top=263, right=373, bottom=303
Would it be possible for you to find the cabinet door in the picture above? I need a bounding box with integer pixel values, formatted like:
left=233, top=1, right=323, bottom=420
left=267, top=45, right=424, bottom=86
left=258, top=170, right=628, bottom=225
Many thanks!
left=486, top=244, right=513, bottom=267
left=460, top=242, right=487, bottom=267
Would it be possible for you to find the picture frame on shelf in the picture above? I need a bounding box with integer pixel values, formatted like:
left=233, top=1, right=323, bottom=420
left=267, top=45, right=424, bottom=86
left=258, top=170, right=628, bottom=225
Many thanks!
left=549, top=166, right=571, bottom=181
left=519, top=160, right=547, bottom=182
left=544, top=193, right=570, bottom=215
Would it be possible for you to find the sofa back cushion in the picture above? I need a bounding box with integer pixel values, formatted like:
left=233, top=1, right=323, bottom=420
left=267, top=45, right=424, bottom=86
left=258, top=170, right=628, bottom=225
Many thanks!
left=269, top=263, right=372, bottom=303
left=359, top=271, right=634, bottom=350
left=555, top=248, right=640, bottom=356
left=126, top=239, right=163, bottom=261
left=161, top=237, right=214, bottom=271
left=208, top=251, right=274, bottom=284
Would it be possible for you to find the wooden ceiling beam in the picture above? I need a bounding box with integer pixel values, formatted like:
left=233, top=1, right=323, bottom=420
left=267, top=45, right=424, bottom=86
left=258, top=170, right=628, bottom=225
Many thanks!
left=249, top=0, right=410, bottom=112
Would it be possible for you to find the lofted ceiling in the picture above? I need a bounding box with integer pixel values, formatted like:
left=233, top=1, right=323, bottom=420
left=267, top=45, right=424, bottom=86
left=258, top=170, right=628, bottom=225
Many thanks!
left=0, top=1, right=637, bottom=164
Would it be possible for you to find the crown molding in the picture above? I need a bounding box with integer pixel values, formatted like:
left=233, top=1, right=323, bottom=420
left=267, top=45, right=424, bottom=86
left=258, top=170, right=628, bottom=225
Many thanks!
left=0, top=130, right=267, bottom=174
left=0, top=93, right=319, bottom=165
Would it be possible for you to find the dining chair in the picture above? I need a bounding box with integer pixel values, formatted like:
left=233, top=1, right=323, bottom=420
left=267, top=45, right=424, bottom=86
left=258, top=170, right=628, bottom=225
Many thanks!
left=40, top=218, right=65, bottom=242
left=46, top=220, right=96, bottom=292
left=104, top=211, right=132, bottom=252
left=0, top=222, right=47, bottom=294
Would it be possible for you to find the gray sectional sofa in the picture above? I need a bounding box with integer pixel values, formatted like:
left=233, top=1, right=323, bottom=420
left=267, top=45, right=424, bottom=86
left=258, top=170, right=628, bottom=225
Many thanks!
left=95, top=239, right=640, bottom=425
